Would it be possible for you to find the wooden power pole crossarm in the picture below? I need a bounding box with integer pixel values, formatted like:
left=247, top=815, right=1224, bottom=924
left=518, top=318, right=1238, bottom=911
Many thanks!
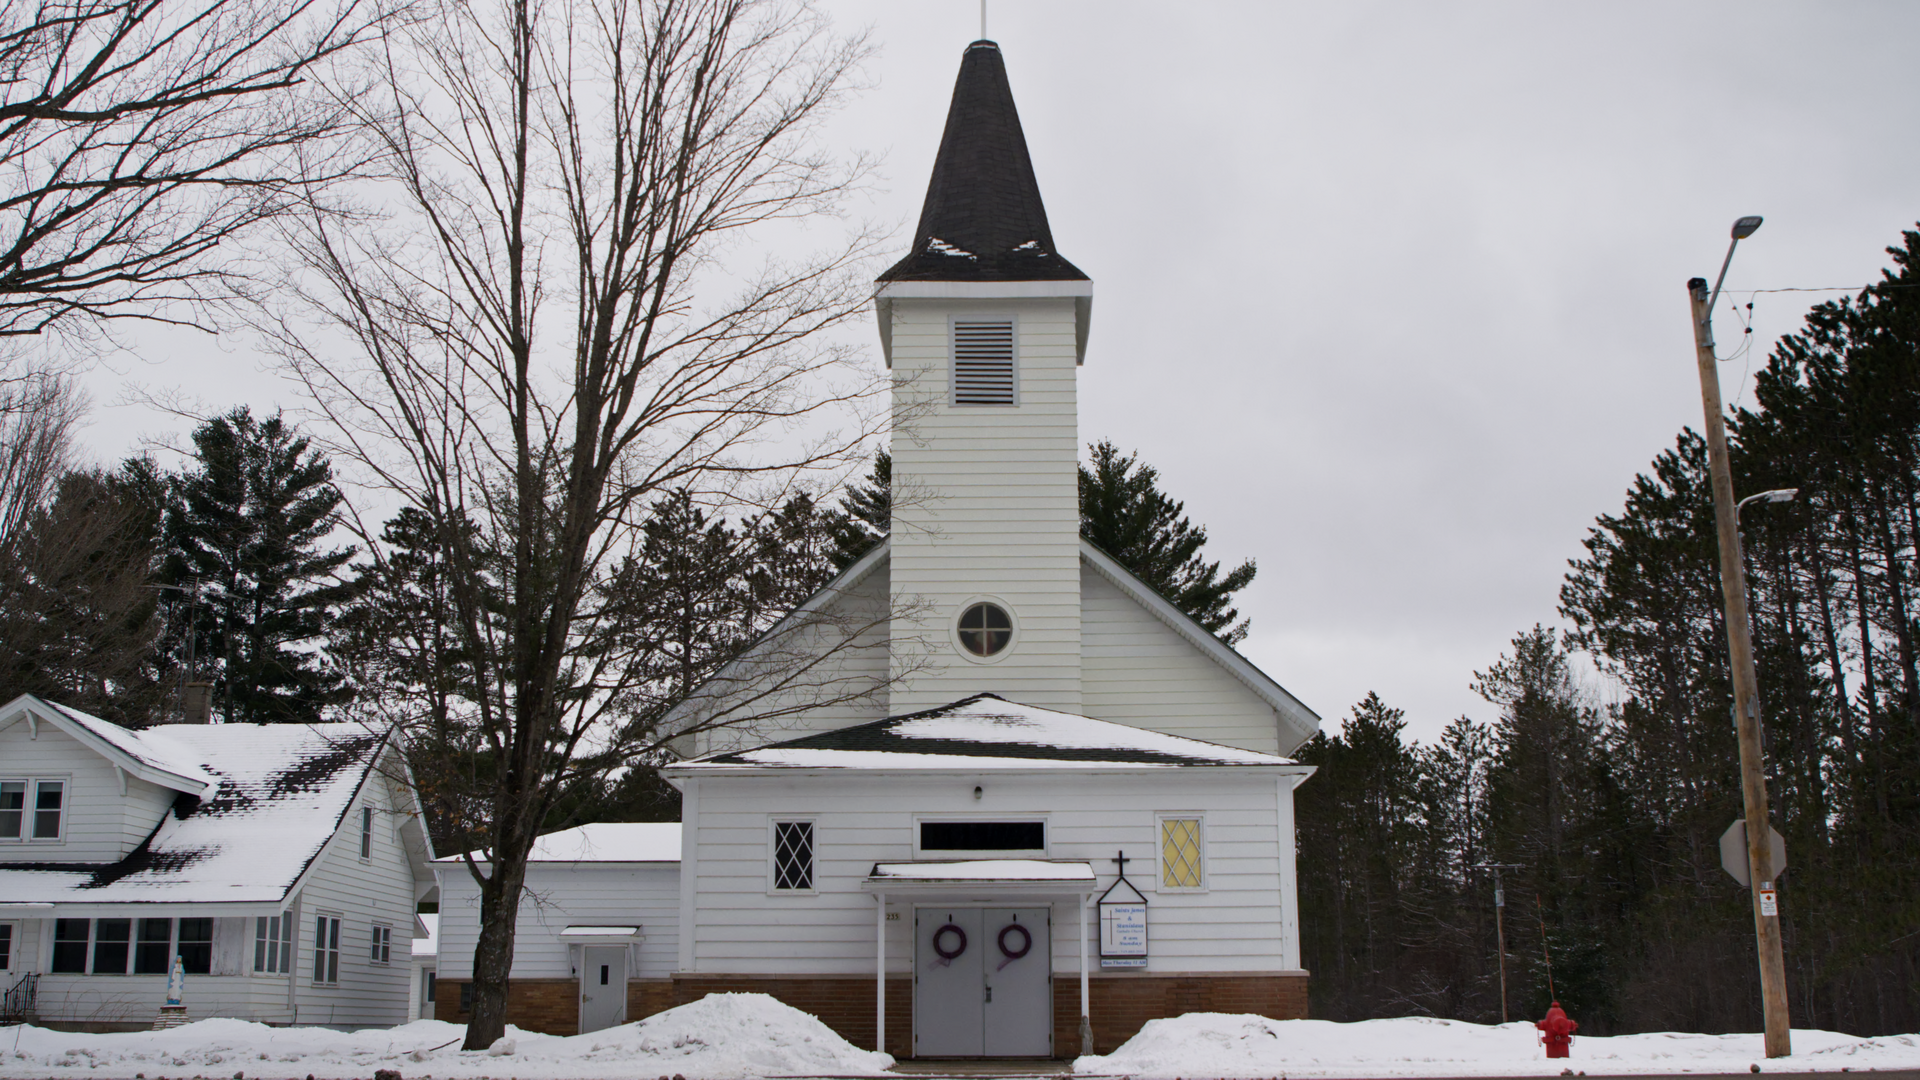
left=1687, top=275, right=1792, bottom=1058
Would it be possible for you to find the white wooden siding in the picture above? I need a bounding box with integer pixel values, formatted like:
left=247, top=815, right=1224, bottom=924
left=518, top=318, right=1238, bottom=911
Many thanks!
left=0, top=718, right=175, bottom=862
left=436, top=861, right=681, bottom=981
left=692, top=565, right=892, bottom=757
left=888, top=298, right=1083, bottom=714
left=682, top=771, right=1294, bottom=977
left=1081, top=566, right=1285, bottom=755
left=284, top=757, right=420, bottom=1027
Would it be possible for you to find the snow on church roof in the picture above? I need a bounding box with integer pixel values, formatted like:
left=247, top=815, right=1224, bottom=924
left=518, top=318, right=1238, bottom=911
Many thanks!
left=673, top=695, right=1303, bottom=773
left=0, top=705, right=391, bottom=906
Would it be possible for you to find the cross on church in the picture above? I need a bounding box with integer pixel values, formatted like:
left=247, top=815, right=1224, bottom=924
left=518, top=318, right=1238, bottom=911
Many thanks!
left=1112, top=849, right=1131, bottom=878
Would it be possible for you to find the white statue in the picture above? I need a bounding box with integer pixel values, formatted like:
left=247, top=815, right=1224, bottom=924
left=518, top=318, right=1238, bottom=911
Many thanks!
left=165, top=956, right=184, bottom=1008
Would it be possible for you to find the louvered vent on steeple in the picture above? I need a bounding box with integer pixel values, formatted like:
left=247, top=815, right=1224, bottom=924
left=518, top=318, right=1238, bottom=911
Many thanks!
left=952, top=320, right=1016, bottom=405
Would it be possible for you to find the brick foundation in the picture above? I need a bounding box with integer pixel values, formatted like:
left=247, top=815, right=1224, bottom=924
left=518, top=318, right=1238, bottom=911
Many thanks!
left=437, top=971, right=1306, bottom=1057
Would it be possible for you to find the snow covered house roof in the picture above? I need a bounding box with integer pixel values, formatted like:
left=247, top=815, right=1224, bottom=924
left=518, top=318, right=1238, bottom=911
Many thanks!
left=0, top=699, right=400, bottom=907
left=3, top=694, right=218, bottom=796
left=438, top=821, right=682, bottom=865
left=672, top=694, right=1306, bottom=773
left=876, top=41, right=1087, bottom=285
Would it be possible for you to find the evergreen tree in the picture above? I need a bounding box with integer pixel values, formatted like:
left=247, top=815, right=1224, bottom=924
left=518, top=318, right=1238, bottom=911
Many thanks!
left=1079, top=439, right=1256, bottom=643
left=0, top=461, right=166, bottom=723
left=827, top=448, right=890, bottom=570
left=164, top=408, right=359, bottom=723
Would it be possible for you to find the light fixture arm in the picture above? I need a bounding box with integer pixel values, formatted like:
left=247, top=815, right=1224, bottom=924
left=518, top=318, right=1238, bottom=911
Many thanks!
left=1703, top=237, right=1742, bottom=350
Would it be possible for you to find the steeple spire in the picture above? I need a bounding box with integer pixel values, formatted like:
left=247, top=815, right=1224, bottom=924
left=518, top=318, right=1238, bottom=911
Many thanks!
left=877, top=41, right=1087, bottom=284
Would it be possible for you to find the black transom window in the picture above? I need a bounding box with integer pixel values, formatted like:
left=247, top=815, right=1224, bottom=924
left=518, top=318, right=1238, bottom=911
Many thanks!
left=921, top=820, right=1045, bottom=852
left=957, top=602, right=1013, bottom=656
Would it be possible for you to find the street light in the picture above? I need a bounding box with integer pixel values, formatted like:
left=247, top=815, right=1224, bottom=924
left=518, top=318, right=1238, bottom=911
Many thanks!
left=1737, top=488, right=1799, bottom=522
left=1686, top=217, right=1792, bottom=1058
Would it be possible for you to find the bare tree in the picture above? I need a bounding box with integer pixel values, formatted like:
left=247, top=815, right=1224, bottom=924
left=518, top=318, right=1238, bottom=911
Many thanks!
left=0, top=0, right=402, bottom=339
left=0, top=365, right=82, bottom=548
left=261, top=0, right=895, bottom=1047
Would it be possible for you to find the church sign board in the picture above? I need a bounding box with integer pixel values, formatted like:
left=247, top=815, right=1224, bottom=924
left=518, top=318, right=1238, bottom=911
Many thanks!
left=1098, top=866, right=1148, bottom=969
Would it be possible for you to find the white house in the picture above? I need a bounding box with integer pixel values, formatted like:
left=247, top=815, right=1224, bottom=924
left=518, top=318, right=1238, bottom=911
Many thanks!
left=432, top=822, right=679, bottom=1035
left=648, top=38, right=1322, bottom=1060
left=0, top=694, right=435, bottom=1030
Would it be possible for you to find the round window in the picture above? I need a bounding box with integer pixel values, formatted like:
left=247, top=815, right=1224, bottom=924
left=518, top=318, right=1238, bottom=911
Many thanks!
left=957, top=602, right=1013, bottom=656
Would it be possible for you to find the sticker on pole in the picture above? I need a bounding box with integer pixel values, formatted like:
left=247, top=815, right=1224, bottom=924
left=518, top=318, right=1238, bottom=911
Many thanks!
left=1718, top=819, right=1787, bottom=887
left=1759, top=888, right=1778, bottom=917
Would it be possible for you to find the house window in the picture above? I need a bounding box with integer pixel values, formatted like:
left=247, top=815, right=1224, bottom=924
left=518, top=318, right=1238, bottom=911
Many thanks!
left=0, top=922, right=13, bottom=969
left=956, top=602, right=1013, bottom=656
left=91, top=919, right=131, bottom=974
left=951, top=319, right=1016, bottom=406
left=175, top=918, right=212, bottom=974
left=134, top=918, right=174, bottom=974
left=371, top=924, right=392, bottom=964
left=360, top=806, right=373, bottom=859
left=423, top=969, right=437, bottom=1003
left=458, top=981, right=472, bottom=1013
left=771, top=820, right=814, bottom=892
left=51, top=919, right=89, bottom=972
left=0, top=781, right=23, bottom=839
left=313, top=915, right=341, bottom=985
left=1, top=780, right=64, bottom=841
left=32, top=780, right=64, bottom=839
left=255, top=913, right=293, bottom=973
left=919, top=820, right=1045, bottom=853
left=1159, top=815, right=1206, bottom=891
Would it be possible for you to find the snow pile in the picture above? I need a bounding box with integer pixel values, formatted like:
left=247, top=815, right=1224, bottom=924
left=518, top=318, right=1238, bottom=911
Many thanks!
left=0, top=993, right=893, bottom=1079
left=1074, top=1014, right=1920, bottom=1078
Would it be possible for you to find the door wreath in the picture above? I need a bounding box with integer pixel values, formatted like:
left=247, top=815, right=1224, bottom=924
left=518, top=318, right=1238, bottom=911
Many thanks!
left=996, top=922, right=1032, bottom=970
left=931, top=923, right=967, bottom=967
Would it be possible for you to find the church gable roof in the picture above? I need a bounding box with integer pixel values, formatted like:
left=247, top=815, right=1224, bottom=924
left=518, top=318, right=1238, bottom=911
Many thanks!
left=673, top=694, right=1298, bottom=772
left=877, top=41, right=1088, bottom=284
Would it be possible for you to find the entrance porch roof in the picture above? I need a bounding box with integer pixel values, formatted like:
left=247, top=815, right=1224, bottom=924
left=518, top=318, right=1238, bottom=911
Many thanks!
left=862, top=858, right=1096, bottom=894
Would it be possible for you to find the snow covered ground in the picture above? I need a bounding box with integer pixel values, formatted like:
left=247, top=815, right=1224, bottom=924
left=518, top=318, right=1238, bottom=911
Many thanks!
left=0, top=994, right=893, bottom=1080
left=1074, top=1014, right=1920, bottom=1078
left=6, top=1001, right=1919, bottom=1079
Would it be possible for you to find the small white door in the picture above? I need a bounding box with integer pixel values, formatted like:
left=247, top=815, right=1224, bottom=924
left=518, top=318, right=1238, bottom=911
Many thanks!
left=914, top=909, right=985, bottom=1056
left=982, top=908, right=1051, bottom=1056
left=578, top=945, right=627, bottom=1033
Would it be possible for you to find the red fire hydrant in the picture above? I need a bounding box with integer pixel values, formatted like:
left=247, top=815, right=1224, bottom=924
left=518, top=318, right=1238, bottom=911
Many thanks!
left=1536, top=1001, right=1579, bottom=1058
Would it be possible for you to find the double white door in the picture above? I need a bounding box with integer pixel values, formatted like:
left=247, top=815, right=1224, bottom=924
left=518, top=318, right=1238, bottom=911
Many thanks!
left=914, top=907, right=1051, bottom=1057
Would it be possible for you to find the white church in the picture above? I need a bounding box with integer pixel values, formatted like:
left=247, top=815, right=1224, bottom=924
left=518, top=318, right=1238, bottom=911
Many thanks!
left=659, top=37, right=1321, bottom=1059
left=432, top=37, right=1323, bottom=1060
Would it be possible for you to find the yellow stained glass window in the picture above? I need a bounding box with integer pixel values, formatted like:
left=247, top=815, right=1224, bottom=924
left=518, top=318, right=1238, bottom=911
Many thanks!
left=1161, top=817, right=1203, bottom=889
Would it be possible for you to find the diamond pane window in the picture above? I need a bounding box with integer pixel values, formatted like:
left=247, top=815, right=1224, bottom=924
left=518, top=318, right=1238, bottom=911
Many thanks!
left=1160, top=817, right=1204, bottom=890
left=772, top=821, right=814, bottom=891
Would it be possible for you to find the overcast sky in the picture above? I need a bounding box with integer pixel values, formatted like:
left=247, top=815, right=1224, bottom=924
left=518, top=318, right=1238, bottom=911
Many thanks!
left=80, top=2, right=1920, bottom=744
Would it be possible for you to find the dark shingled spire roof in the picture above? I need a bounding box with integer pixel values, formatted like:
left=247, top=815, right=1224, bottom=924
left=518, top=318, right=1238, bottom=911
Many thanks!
left=877, top=41, right=1087, bottom=284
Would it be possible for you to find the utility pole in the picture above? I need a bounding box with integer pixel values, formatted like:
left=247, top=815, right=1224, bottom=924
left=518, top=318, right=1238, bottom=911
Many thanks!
left=1471, top=863, right=1523, bottom=1022
left=1687, top=215, right=1791, bottom=1058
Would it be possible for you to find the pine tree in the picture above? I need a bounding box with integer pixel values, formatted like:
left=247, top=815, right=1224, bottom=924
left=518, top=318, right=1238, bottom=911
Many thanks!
left=164, top=408, right=358, bottom=723
left=827, top=448, right=890, bottom=571
left=1079, top=440, right=1256, bottom=643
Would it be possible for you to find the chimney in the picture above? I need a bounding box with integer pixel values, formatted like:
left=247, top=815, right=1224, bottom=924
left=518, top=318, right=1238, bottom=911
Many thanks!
left=181, top=682, right=215, bottom=724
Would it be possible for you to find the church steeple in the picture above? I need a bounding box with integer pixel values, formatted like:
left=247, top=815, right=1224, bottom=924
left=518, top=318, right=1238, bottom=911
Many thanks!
left=877, top=37, right=1091, bottom=716
left=877, top=41, right=1087, bottom=284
